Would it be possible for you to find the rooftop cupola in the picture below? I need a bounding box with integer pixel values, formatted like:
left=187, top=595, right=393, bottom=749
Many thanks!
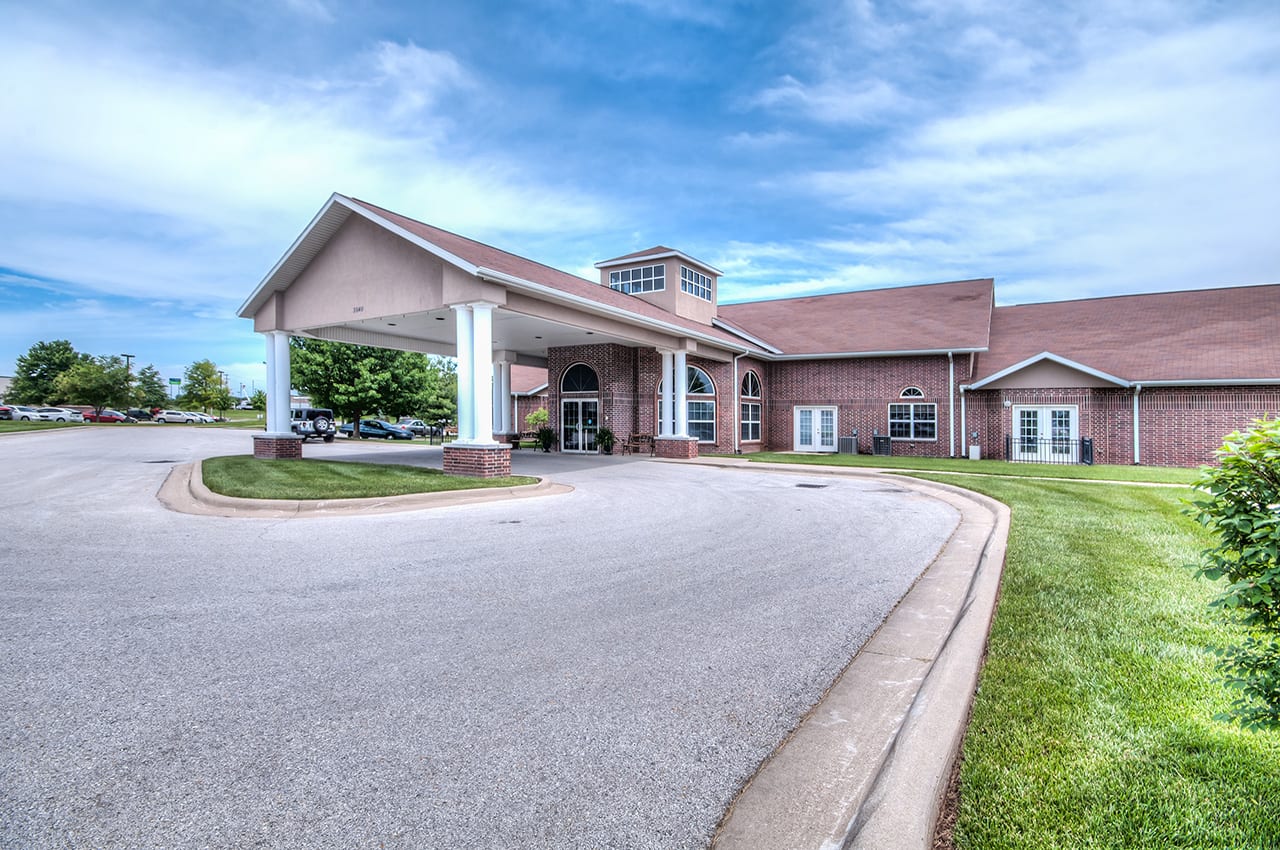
left=594, top=246, right=722, bottom=325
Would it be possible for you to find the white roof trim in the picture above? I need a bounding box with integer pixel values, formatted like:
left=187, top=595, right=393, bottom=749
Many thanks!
left=711, top=318, right=783, bottom=355
left=594, top=250, right=725, bottom=276
left=512, top=383, right=549, bottom=396
left=1135, top=378, right=1280, bottom=387
left=771, top=347, right=986, bottom=361
left=967, top=351, right=1129, bottom=390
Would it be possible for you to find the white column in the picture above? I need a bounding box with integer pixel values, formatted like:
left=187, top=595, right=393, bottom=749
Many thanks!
left=454, top=305, right=474, bottom=444
left=265, top=331, right=292, bottom=434
left=660, top=350, right=674, bottom=437
left=499, top=361, right=513, bottom=434
left=470, top=303, right=496, bottom=445
left=492, top=362, right=503, bottom=435
left=674, top=350, right=689, bottom=438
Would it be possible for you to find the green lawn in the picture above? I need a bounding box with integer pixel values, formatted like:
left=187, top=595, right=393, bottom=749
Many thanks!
left=741, top=453, right=1278, bottom=847
left=201, top=455, right=536, bottom=500
left=915, top=473, right=1280, bottom=848
left=736, top=451, right=1200, bottom=484
left=0, top=420, right=83, bottom=434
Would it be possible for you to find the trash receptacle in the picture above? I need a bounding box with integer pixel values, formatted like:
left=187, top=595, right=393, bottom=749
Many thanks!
left=968, top=444, right=981, bottom=461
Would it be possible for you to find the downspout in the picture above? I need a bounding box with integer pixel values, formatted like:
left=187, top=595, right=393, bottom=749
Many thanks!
left=732, top=351, right=747, bottom=454
left=948, top=352, right=956, bottom=458
left=960, top=385, right=967, bottom=458
left=1132, top=383, right=1142, bottom=465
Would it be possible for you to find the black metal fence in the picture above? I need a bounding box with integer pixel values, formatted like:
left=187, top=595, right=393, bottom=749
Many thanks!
left=1003, top=435, right=1094, bottom=465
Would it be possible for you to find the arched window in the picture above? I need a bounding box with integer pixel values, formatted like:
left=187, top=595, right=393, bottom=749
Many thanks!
left=740, top=370, right=762, bottom=442
left=561, top=363, right=599, bottom=393
left=657, top=366, right=717, bottom=443
left=900, top=386, right=924, bottom=398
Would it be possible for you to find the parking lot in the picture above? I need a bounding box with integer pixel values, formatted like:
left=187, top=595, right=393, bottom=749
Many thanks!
left=0, top=427, right=959, bottom=849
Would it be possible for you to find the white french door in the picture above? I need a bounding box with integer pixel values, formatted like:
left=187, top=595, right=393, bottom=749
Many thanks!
left=794, top=406, right=837, bottom=452
left=1012, top=405, right=1078, bottom=462
left=561, top=399, right=598, bottom=453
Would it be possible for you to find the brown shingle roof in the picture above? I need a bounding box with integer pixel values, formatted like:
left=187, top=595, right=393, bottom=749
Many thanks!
left=349, top=199, right=754, bottom=350
left=511, top=364, right=548, bottom=394
left=717, top=279, right=994, bottom=355
left=975, top=284, right=1280, bottom=383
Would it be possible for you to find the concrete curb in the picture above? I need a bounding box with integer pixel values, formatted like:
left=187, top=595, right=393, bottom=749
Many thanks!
left=705, top=462, right=1010, bottom=850
left=157, top=460, right=573, bottom=517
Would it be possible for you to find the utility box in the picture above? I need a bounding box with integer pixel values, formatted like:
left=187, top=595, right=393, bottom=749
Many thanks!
left=968, top=444, right=981, bottom=461
left=872, top=435, right=892, bottom=456
left=838, top=430, right=859, bottom=454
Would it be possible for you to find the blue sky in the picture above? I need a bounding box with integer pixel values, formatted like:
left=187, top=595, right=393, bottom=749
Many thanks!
left=2, top=0, right=1277, bottom=396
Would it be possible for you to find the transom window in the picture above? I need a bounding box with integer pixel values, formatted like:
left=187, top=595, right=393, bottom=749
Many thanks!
left=680, top=266, right=712, bottom=301
left=561, top=363, right=599, bottom=393
left=888, top=403, right=937, bottom=440
left=609, top=264, right=665, bottom=294
left=740, top=370, right=762, bottom=442
left=900, top=386, right=924, bottom=398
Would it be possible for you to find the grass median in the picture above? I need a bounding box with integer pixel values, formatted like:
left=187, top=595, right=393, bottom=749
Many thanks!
left=201, top=455, right=536, bottom=500
left=748, top=454, right=1279, bottom=848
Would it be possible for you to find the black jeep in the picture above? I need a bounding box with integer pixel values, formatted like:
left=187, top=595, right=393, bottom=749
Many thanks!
left=290, top=408, right=337, bottom=442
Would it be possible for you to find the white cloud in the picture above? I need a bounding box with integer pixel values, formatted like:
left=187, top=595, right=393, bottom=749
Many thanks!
left=281, top=0, right=334, bottom=22
left=373, top=40, right=474, bottom=116
left=751, top=75, right=909, bottom=125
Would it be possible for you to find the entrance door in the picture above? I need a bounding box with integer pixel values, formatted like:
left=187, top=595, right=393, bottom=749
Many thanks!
left=794, top=406, right=837, bottom=452
left=561, top=399, right=598, bottom=453
left=1012, top=405, right=1078, bottom=462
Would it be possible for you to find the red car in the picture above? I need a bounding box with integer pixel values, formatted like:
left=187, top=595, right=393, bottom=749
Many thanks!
left=83, top=409, right=135, bottom=423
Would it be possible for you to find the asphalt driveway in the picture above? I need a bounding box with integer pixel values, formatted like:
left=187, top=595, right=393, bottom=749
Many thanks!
left=0, top=428, right=959, bottom=849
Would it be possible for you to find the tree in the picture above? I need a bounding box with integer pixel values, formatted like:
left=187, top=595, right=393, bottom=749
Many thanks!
left=9, top=340, right=88, bottom=404
left=249, top=389, right=267, bottom=410
left=289, top=339, right=455, bottom=439
left=53, top=356, right=132, bottom=414
left=178, top=359, right=223, bottom=412
left=1187, top=417, right=1280, bottom=731
left=134, top=365, right=169, bottom=409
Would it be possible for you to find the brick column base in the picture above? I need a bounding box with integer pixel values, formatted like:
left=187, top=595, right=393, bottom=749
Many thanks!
left=253, top=433, right=304, bottom=459
left=654, top=436, right=699, bottom=459
left=443, top=444, right=512, bottom=478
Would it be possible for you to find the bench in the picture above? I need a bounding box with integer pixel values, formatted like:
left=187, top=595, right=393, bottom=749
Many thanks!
left=622, top=433, right=655, bottom=456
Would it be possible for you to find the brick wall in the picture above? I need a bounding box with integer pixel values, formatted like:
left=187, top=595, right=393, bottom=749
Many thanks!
left=763, top=355, right=961, bottom=456
left=962, top=385, right=1278, bottom=467
left=252, top=434, right=303, bottom=459
left=514, top=393, right=548, bottom=433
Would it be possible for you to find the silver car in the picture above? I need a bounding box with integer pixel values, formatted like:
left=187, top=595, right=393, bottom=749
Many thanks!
left=5, top=405, right=43, bottom=421
left=154, top=409, right=197, bottom=424
left=36, top=407, right=84, bottom=422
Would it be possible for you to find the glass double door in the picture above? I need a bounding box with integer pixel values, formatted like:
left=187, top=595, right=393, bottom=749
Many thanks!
left=561, top=399, right=598, bottom=453
left=1012, top=405, right=1078, bottom=462
left=794, top=406, right=837, bottom=452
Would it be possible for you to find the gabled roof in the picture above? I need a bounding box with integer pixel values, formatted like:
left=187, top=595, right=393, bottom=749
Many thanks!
left=594, top=245, right=724, bottom=275
left=716, top=278, right=994, bottom=357
left=968, top=351, right=1130, bottom=390
left=974, top=284, right=1280, bottom=384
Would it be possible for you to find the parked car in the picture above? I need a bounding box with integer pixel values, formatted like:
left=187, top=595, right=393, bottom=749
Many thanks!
left=154, top=409, right=197, bottom=423
left=290, top=408, right=337, bottom=442
left=36, top=407, right=84, bottom=422
left=83, top=409, right=135, bottom=423
left=339, top=419, right=413, bottom=440
left=125, top=408, right=153, bottom=421
left=1, top=404, right=43, bottom=421
left=397, top=418, right=428, bottom=436
left=188, top=411, right=216, bottom=424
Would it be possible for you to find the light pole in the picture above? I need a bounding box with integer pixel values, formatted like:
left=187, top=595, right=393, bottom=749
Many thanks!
left=122, top=353, right=135, bottom=375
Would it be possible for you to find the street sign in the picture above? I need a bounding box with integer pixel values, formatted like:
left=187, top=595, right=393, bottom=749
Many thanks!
left=169, top=378, right=181, bottom=385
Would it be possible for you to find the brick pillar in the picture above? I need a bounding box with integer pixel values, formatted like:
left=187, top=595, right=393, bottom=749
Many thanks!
left=253, top=433, right=304, bottom=459
left=654, top=436, right=699, bottom=459
left=443, top=444, right=512, bottom=478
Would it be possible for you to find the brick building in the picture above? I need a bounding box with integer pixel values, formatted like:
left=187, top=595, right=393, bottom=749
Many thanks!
left=240, top=194, right=1279, bottom=473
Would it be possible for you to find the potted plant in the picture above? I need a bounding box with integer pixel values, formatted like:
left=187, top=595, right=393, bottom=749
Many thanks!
left=536, top=425, right=556, bottom=452
left=596, top=426, right=616, bottom=455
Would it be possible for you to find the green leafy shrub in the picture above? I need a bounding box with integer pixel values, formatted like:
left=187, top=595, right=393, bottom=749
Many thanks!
left=1187, top=416, right=1280, bottom=731
left=524, top=407, right=549, bottom=430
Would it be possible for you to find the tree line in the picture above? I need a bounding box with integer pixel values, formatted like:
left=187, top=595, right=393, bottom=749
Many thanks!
left=6, top=338, right=459, bottom=425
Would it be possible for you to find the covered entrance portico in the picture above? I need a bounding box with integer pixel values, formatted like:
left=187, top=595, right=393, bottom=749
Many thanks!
left=238, top=194, right=752, bottom=474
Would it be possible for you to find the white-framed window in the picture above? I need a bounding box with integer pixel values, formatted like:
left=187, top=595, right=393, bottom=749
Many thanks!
left=680, top=266, right=712, bottom=301
left=888, top=403, right=937, bottom=440
left=900, top=386, right=924, bottom=398
left=657, top=366, right=716, bottom=443
left=740, top=370, right=762, bottom=442
left=609, top=264, right=665, bottom=294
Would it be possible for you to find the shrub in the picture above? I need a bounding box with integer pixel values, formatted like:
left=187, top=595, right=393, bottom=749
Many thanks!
left=524, top=407, right=549, bottom=430
left=1187, top=416, right=1280, bottom=731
